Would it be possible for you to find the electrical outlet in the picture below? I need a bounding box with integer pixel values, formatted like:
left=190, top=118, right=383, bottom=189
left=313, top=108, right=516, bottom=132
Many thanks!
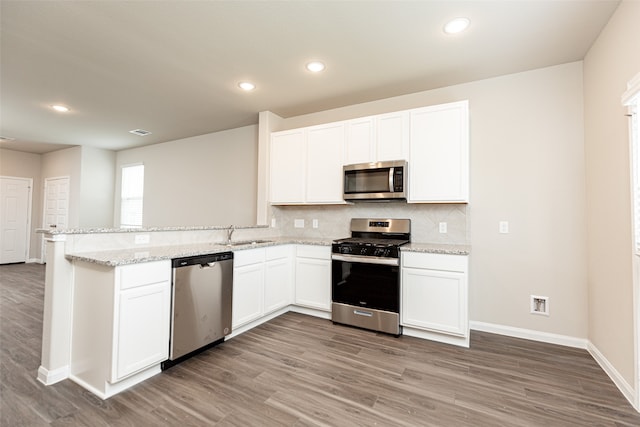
left=134, top=234, right=150, bottom=244
left=530, top=295, right=549, bottom=316
left=312, top=219, right=319, bottom=229
left=294, top=219, right=305, bottom=228
left=499, top=221, right=509, bottom=234
left=439, top=222, right=447, bottom=233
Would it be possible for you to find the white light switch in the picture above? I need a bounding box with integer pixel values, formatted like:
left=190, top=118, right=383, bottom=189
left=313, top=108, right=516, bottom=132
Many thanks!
left=439, top=222, right=447, bottom=233
left=271, top=218, right=276, bottom=228
left=312, top=219, right=319, bottom=229
left=294, top=219, right=305, bottom=228
left=499, top=221, right=509, bottom=234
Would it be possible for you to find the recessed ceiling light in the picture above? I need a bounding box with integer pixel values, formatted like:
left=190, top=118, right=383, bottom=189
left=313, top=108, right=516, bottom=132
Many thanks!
left=238, top=82, right=256, bottom=91
left=129, top=129, right=152, bottom=136
left=0, top=136, right=15, bottom=141
left=306, top=61, right=325, bottom=72
left=51, top=104, right=70, bottom=112
left=443, top=17, right=470, bottom=35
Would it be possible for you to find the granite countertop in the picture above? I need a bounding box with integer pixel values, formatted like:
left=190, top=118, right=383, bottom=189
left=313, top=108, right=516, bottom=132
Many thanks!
left=400, top=243, right=470, bottom=255
left=67, top=238, right=469, bottom=266
left=37, top=224, right=268, bottom=235
left=66, top=237, right=333, bottom=267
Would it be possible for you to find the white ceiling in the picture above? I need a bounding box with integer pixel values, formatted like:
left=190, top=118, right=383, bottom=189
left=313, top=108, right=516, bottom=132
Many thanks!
left=0, top=0, right=620, bottom=154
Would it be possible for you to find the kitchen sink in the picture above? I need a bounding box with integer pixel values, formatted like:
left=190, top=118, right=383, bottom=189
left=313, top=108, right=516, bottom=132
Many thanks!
left=226, top=239, right=273, bottom=247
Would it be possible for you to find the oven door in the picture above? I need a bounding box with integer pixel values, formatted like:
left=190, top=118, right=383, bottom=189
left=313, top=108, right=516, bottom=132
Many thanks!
left=331, top=255, right=400, bottom=313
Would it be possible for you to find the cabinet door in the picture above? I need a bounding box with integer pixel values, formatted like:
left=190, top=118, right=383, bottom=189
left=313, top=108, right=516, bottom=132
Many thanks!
left=264, top=257, right=293, bottom=314
left=114, top=281, right=170, bottom=381
left=376, top=111, right=410, bottom=162
left=295, top=257, right=331, bottom=311
left=270, top=129, right=306, bottom=204
left=401, top=267, right=467, bottom=336
left=345, top=117, right=375, bottom=165
left=232, top=263, right=264, bottom=328
left=306, top=123, right=345, bottom=203
left=408, top=101, right=469, bottom=202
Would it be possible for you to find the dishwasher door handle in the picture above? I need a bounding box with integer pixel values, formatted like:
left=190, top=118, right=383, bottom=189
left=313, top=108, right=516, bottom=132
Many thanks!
left=200, top=262, right=217, bottom=269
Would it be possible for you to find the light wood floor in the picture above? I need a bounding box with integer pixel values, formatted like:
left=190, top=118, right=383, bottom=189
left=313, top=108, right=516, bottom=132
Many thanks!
left=2, top=263, right=639, bottom=426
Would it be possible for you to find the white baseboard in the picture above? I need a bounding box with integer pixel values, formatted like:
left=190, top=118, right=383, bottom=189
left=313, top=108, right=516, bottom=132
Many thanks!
left=470, top=321, right=637, bottom=412
left=69, top=365, right=161, bottom=400
left=470, top=321, right=588, bottom=349
left=587, top=341, right=636, bottom=410
left=227, top=307, right=290, bottom=339
left=27, top=258, right=43, bottom=264
left=289, top=305, right=331, bottom=320
left=37, top=365, right=69, bottom=385
left=403, top=326, right=469, bottom=348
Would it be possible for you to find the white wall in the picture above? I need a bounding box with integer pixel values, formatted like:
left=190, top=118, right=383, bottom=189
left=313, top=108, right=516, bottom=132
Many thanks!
left=115, top=125, right=258, bottom=227
left=584, top=0, right=639, bottom=392
left=271, top=61, right=588, bottom=340
left=79, top=147, right=115, bottom=228
left=0, top=148, right=43, bottom=260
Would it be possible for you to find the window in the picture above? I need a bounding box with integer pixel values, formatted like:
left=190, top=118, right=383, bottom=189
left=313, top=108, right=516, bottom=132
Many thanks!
left=120, top=164, right=144, bottom=228
left=623, top=72, right=640, bottom=253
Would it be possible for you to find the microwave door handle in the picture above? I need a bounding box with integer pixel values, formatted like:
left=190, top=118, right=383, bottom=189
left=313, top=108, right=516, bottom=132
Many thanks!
left=388, top=167, right=394, bottom=192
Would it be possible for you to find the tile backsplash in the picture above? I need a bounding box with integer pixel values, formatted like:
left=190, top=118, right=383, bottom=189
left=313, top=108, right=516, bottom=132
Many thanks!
left=271, top=203, right=468, bottom=244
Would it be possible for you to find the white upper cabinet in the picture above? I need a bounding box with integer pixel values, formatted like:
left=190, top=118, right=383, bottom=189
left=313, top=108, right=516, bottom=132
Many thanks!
left=270, top=100, right=469, bottom=205
left=271, top=123, right=346, bottom=205
left=376, top=111, right=410, bottom=162
left=345, top=117, right=374, bottom=165
left=270, top=129, right=306, bottom=204
left=306, top=123, right=345, bottom=203
left=344, top=111, right=410, bottom=165
left=408, top=100, right=469, bottom=203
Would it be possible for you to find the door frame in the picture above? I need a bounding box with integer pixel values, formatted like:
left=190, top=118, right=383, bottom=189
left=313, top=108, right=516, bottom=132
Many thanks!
left=41, top=176, right=70, bottom=264
left=0, top=176, right=33, bottom=264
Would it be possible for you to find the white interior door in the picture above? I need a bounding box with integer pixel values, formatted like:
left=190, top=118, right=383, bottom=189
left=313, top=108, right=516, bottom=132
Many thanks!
left=0, top=177, right=32, bottom=264
left=41, top=177, right=70, bottom=263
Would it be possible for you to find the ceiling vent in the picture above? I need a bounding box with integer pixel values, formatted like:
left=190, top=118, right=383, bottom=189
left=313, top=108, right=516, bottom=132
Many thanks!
left=129, top=129, right=152, bottom=136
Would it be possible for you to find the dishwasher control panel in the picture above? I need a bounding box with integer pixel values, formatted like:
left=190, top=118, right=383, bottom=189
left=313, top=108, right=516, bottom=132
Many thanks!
left=172, top=251, right=233, bottom=268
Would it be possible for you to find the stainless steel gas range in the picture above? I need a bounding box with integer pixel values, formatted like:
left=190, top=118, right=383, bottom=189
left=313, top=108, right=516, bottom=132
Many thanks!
left=331, top=218, right=410, bottom=336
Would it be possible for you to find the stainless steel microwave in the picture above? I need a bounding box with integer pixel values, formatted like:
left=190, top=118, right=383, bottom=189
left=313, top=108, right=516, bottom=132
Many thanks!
left=343, top=160, right=407, bottom=201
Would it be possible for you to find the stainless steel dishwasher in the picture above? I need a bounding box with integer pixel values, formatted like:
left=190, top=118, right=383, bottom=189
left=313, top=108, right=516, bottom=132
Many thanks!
left=163, top=252, right=233, bottom=369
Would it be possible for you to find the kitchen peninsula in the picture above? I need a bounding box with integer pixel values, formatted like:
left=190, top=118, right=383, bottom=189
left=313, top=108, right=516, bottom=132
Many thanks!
left=37, top=224, right=469, bottom=399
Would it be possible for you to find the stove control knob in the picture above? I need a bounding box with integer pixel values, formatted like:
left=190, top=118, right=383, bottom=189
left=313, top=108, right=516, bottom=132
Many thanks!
left=373, top=248, right=386, bottom=257
left=341, top=247, right=352, bottom=254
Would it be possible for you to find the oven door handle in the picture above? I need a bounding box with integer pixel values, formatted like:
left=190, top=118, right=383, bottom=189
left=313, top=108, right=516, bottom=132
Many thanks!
left=331, top=254, right=399, bottom=266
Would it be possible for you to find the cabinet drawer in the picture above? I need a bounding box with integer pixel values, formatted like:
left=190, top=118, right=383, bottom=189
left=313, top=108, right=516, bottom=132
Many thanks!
left=234, top=248, right=266, bottom=267
left=119, top=260, right=171, bottom=290
left=296, top=245, right=330, bottom=259
left=266, top=245, right=292, bottom=261
left=402, top=252, right=467, bottom=272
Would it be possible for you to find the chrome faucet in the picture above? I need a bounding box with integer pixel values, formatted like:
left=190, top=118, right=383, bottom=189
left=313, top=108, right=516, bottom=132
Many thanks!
left=226, top=225, right=235, bottom=244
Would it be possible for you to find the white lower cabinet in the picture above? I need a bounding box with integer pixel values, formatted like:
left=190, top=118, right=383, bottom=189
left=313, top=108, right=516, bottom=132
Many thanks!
left=294, top=245, right=331, bottom=311
left=232, top=246, right=294, bottom=330
left=71, top=260, right=171, bottom=398
left=401, top=252, right=469, bottom=347
left=114, top=281, right=170, bottom=380
left=265, top=246, right=295, bottom=314
left=232, top=248, right=266, bottom=329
